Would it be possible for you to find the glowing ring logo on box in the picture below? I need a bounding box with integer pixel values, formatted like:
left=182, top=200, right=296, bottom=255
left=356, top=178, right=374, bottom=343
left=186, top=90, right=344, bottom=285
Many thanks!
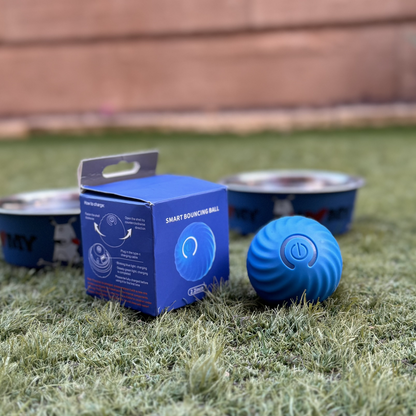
left=182, top=236, right=198, bottom=258
left=175, top=222, right=216, bottom=282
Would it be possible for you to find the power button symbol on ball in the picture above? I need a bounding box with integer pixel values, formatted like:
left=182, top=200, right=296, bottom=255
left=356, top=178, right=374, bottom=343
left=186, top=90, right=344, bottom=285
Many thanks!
left=280, top=235, right=317, bottom=269
left=291, top=242, right=308, bottom=260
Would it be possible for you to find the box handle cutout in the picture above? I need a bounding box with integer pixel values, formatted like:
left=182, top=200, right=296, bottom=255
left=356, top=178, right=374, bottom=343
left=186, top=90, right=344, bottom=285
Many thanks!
left=103, top=161, right=140, bottom=179
left=79, top=150, right=158, bottom=187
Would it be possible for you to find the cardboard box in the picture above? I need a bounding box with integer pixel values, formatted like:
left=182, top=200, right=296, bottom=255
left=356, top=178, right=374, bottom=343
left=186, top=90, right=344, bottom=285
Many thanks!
left=78, top=151, right=229, bottom=316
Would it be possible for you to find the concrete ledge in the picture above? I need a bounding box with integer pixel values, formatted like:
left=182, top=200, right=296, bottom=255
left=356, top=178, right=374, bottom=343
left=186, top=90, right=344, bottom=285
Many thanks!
left=0, top=120, right=29, bottom=139
left=1, top=103, right=416, bottom=139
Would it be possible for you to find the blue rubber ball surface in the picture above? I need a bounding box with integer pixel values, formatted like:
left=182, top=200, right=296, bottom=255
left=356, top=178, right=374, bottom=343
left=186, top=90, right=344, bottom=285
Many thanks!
left=175, top=222, right=216, bottom=282
left=247, top=216, right=343, bottom=303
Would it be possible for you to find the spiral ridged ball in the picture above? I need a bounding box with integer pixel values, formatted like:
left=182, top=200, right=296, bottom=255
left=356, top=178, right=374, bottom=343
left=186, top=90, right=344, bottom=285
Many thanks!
left=247, top=216, right=342, bottom=303
left=175, top=222, right=216, bottom=282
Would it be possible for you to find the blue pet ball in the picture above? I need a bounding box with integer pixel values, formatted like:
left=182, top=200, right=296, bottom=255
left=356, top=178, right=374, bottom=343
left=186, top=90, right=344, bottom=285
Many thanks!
left=247, top=216, right=342, bottom=303
left=175, top=222, right=216, bottom=282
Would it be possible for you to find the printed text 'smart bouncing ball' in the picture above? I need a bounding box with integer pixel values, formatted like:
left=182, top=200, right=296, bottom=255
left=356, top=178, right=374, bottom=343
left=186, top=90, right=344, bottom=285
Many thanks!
left=247, top=216, right=343, bottom=304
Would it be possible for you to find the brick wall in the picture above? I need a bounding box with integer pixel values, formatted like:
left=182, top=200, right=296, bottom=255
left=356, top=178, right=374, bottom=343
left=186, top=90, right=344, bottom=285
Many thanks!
left=1, top=0, right=416, bottom=116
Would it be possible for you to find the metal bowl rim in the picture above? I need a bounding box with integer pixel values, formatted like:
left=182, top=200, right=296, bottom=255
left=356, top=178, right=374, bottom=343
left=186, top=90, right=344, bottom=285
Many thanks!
left=0, top=188, right=80, bottom=216
left=219, top=170, right=365, bottom=194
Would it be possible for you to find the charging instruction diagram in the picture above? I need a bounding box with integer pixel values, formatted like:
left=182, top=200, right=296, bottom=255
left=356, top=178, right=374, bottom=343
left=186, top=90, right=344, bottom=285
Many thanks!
left=87, top=212, right=147, bottom=280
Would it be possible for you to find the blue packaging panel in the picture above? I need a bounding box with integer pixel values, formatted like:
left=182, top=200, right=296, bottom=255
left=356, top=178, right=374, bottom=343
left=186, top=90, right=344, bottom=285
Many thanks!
left=79, top=151, right=230, bottom=316
left=80, top=193, right=156, bottom=315
left=83, top=174, right=223, bottom=204
left=153, top=189, right=229, bottom=313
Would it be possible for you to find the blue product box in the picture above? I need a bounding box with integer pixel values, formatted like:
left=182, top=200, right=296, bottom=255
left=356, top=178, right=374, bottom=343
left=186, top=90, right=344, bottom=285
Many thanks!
left=78, top=151, right=229, bottom=316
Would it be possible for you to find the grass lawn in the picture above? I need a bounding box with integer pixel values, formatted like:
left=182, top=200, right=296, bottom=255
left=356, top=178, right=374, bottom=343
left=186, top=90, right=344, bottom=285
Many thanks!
left=1, top=127, right=416, bottom=415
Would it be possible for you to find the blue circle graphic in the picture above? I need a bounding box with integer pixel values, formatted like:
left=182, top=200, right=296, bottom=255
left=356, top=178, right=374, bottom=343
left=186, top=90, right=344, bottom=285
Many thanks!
left=175, top=222, right=216, bottom=282
left=247, top=216, right=343, bottom=303
left=99, top=213, right=126, bottom=248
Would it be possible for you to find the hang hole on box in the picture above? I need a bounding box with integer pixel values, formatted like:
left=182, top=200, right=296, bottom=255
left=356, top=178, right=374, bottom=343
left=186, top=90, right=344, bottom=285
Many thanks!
left=102, top=161, right=140, bottom=179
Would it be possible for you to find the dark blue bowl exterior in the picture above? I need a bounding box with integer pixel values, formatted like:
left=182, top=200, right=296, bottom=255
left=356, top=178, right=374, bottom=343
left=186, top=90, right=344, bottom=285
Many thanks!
left=228, top=189, right=358, bottom=235
left=0, top=213, right=82, bottom=268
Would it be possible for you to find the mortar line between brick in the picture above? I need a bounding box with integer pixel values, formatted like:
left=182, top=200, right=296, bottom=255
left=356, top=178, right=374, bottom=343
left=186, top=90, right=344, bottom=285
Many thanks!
left=1, top=16, right=416, bottom=49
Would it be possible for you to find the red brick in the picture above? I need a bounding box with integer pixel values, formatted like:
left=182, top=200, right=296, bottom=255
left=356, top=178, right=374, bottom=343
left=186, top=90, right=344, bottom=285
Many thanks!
left=0, top=25, right=410, bottom=116
left=0, top=0, right=249, bottom=42
left=1, top=0, right=416, bottom=43
left=399, top=24, right=416, bottom=100
left=251, top=0, right=416, bottom=28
